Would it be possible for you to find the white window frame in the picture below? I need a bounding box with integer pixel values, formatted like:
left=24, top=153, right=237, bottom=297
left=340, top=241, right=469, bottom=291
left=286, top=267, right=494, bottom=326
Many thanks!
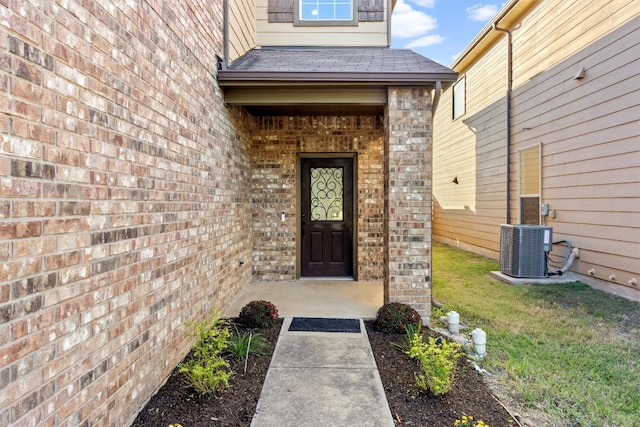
left=452, top=76, right=466, bottom=120
left=294, top=0, right=358, bottom=26
left=517, top=143, right=542, bottom=225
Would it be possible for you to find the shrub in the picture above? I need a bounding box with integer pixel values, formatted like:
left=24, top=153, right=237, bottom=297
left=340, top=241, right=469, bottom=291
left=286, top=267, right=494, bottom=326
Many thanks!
left=178, top=311, right=233, bottom=395
left=374, top=302, right=422, bottom=334
left=238, top=300, right=279, bottom=328
left=406, top=327, right=461, bottom=396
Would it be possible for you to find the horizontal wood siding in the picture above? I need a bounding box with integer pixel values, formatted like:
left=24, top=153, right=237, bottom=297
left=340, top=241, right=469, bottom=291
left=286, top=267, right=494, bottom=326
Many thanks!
left=229, top=0, right=256, bottom=62
left=433, top=41, right=508, bottom=255
left=255, top=0, right=388, bottom=47
left=511, top=15, right=639, bottom=286
left=512, top=0, right=638, bottom=87
left=434, top=1, right=639, bottom=291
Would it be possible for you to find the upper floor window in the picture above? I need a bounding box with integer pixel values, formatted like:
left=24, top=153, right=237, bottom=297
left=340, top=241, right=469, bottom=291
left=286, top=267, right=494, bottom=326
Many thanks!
left=301, top=0, right=352, bottom=20
left=294, top=0, right=358, bottom=26
left=269, top=0, right=383, bottom=25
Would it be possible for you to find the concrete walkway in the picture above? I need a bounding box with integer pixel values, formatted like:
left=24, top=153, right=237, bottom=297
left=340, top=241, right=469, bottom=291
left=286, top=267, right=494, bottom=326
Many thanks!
left=224, top=280, right=383, bottom=319
left=250, top=317, right=394, bottom=427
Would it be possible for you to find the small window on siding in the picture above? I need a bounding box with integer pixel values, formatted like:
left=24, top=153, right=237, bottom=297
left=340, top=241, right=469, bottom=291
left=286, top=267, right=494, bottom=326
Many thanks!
left=518, top=144, right=541, bottom=225
left=452, top=76, right=466, bottom=120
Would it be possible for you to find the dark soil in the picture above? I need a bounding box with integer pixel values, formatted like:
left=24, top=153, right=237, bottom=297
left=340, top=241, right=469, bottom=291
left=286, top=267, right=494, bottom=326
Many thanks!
left=366, top=322, right=516, bottom=426
left=132, top=319, right=516, bottom=427
left=131, top=320, right=283, bottom=427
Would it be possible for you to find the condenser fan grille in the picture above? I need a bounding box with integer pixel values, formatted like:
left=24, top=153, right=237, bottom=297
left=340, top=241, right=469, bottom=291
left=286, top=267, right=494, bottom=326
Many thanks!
left=500, top=225, right=552, bottom=278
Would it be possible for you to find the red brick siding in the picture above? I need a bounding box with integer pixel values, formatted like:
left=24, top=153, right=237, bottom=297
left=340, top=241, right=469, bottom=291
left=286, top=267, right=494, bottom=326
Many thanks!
left=384, top=88, right=433, bottom=320
left=0, top=1, right=253, bottom=426
left=251, top=115, right=385, bottom=281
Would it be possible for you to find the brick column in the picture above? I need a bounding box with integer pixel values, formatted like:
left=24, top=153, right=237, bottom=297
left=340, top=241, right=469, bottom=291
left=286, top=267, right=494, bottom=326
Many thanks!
left=384, top=88, right=433, bottom=322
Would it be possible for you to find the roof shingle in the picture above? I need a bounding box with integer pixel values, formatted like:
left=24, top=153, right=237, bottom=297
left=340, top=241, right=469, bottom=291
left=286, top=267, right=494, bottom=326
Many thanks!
left=218, top=47, right=457, bottom=84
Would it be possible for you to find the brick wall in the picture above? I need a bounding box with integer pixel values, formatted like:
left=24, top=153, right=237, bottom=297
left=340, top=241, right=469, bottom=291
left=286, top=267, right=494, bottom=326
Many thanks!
left=251, top=115, right=385, bottom=281
left=384, top=88, right=433, bottom=320
left=0, top=1, right=253, bottom=426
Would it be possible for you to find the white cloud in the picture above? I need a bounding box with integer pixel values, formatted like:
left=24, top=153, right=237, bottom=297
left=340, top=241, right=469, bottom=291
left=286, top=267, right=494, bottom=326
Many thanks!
left=392, top=0, right=438, bottom=39
left=409, top=0, right=436, bottom=7
left=405, top=34, right=445, bottom=49
left=467, top=3, right=499, bottom=22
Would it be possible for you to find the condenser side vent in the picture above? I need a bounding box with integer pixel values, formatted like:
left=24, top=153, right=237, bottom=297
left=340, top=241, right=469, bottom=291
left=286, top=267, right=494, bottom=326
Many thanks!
left=500, top=225, right=552, bottom=278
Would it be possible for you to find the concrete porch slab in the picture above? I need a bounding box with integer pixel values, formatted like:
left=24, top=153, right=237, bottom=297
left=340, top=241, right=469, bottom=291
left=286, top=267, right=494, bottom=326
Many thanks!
left=490, top=271, right=640, bottom=302
left=224, top=280, right=384, bottom=319
left=490, top=271, right=581, bottom=285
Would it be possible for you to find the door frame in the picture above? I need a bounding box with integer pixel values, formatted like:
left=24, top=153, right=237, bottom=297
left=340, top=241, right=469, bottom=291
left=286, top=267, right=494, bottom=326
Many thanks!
left=296, top=152, right=358, bottom=280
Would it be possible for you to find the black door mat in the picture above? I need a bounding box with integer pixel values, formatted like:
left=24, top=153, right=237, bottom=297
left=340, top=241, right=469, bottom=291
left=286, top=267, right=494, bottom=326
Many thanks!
left=288, top=317, right=361, bottom=333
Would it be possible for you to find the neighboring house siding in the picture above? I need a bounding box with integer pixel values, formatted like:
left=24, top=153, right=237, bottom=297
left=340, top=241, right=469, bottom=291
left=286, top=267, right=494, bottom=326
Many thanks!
left=0, top=2, right=254, bottom=425
left=256, top=0, right=388, bottom=47
left=229, top=0, right=256, bottom=62
left=251, top=116, right=385, bottom=281
left=512, top=0, right=638, bottom=88
left=433, top=1, right=639, bottom=291
left=433, top=40, right=508, bottom=256
left=512, top=16, right=640, bottom=286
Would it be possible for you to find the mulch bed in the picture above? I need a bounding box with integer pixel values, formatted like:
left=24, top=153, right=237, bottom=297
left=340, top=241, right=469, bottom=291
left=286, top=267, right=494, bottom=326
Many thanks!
left=366, top=321, right=516, bottom=426
left=131, top=320, right=282, bottom=427
left=132, top=319, right=516, bottom=426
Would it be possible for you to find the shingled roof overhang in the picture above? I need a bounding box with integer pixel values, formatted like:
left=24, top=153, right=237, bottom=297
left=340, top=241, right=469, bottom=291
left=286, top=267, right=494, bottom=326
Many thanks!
left=218, top=47, right=457, bottom=115
left=218, top=70, right=458, bottom=84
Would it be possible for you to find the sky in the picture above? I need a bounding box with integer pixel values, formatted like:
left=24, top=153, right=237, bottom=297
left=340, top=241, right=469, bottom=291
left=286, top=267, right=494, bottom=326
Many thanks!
left=390, top=0, right=505, bottom=66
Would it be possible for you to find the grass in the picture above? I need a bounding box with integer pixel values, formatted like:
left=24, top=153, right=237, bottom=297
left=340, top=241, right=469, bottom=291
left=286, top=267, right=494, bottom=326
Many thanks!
left=431, top=242, right=640, bottom=427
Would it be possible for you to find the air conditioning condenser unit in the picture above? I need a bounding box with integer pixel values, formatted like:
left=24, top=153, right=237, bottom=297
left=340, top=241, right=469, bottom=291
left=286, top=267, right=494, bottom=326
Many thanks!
left=499, top=225, right=552, bottom=278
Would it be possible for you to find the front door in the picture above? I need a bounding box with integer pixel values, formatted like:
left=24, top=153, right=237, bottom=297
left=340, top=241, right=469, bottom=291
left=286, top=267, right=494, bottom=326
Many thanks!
left=300, top=158, right=353, bottom=277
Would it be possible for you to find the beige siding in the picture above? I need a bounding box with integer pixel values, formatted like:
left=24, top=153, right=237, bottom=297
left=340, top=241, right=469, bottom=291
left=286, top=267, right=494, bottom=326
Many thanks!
left=512, top=15, right=640, bottom=286
left=433, top=1, right=639, bottom=291
left=433, top=40, right=508, bottom=255
left=229, top=0, right=256, bottom=62
left=255, top=0, right=388, bottom=47
left=512, top=0, right=638, bottom=87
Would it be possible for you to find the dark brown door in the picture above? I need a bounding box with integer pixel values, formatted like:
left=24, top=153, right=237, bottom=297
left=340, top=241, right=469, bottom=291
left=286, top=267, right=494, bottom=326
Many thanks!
left=300, top=158, right=353, bottom=277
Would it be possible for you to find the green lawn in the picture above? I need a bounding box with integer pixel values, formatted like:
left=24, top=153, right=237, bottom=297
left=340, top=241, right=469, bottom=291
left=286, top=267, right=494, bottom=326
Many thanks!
left=431, top=242, right=640, bottom=427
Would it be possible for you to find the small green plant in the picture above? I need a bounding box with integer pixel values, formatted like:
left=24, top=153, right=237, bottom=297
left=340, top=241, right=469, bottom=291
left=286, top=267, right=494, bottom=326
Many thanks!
left=455, top=415, right=490, bottom=427
left=405, top=326, right=461, bottom=396
left=374, top=302, right=422, bottom=334
left=238, top=300, right=279, bottom=328
left=390, top=322, right=421, bottom=353
left=430, top=304, right=449, bottom=324
left=178, top=311, right=233, bottom=395
left=226, top=326, right=268, bottom=373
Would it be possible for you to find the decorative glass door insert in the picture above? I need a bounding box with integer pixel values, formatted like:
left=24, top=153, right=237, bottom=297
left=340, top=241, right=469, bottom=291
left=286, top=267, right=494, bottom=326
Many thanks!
left=300, top=158, right=353, bottom=277
left=310, top=167, right=343, bottom=221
